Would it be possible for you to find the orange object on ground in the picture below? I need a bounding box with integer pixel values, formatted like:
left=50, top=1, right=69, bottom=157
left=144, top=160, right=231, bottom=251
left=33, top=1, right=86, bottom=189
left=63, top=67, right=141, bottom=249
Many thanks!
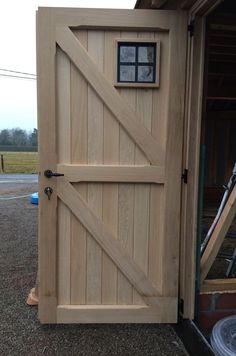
left=26, top=287, right=38, bottom=306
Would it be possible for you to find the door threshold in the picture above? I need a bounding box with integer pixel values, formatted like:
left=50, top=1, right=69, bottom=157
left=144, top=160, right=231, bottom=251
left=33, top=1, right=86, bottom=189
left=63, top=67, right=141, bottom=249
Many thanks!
left=173, top=318, right=214, bottom=356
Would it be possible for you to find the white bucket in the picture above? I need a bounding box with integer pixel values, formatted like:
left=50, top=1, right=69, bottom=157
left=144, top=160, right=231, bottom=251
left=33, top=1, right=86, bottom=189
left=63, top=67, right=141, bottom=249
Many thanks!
left=211, top=315, right=236, bottom=356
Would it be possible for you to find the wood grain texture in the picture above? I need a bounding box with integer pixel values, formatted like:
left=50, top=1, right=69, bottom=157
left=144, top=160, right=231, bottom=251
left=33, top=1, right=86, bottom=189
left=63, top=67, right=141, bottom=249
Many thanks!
left=57, top=297, right=177, bottom=323
left=37, top=9, right=57, bottom=323
left=179, top=17, right=205, bottom=318
left=118, top=31, right=137, bottom=305
left=38, top=7, right=187, bottom=323
left=57, top=179, right=160, bottom=300
left=57, top=48, right=71, bottom=305
left=70, top=30, right=88, bottom=304
left=86, top=30, right=104, bottom=304
left=102, top=30, right=120, bottom=304
left=48, top=8, right=173, bottom=32
left=148, top=31, right=168, bottom=294
left=56, top=26, right=164, bottom=166
left=57, top=164, right=165, bottom=184
left=133, top=31, right=153, bottom=305
left=161, top=13, right=187, bottom=296
left=201, top=279, right=236, bottom=293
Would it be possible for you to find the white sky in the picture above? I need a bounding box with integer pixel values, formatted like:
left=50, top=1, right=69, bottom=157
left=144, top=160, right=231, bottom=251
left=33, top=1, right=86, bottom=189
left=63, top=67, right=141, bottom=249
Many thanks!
left=0, top=0, right=136, bottom=132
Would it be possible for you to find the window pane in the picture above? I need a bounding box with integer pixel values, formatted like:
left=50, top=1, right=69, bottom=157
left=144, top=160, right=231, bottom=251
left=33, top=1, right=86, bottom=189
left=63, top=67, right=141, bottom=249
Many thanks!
left=119, top=65, right=136, bottom=82
left=120, top=46, right=136, bottom=63
left=138, top=46, right=154, bottom=63
left=138, top=66, right=154, bottom=82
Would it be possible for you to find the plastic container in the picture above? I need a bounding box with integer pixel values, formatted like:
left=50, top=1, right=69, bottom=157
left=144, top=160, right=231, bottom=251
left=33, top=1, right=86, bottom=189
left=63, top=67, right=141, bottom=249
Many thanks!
left=30, top=192, right=38, bottom=205
left=211, top=315, right=236, bottom=356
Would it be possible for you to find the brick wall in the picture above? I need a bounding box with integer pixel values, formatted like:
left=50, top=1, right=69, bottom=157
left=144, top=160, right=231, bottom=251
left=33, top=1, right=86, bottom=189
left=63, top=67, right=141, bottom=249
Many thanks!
left=197, top=292, right=236, bottom=334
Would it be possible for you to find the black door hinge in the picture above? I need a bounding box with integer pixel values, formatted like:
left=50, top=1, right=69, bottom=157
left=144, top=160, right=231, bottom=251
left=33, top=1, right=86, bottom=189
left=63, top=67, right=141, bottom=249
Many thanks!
left=179, top=298, right=184, bottom=314
left=182, top=169, right=188, bottom=184
left=188, top=20, right=195, bottom=37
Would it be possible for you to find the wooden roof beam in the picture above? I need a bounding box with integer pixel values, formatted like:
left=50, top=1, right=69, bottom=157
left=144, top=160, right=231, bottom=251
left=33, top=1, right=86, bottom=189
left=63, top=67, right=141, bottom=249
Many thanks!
left=135, top=0, right=223, bottom=10
left=180, top=0, right=197, bottom=9
left=135, top=0, right=168, bottom=9
left=151, top=0, right=168, bottom=7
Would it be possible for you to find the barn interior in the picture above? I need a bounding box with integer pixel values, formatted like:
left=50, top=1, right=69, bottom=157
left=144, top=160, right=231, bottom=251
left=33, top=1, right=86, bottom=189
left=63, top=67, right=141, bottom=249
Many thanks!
left=201, top=0, right=236, bottom=279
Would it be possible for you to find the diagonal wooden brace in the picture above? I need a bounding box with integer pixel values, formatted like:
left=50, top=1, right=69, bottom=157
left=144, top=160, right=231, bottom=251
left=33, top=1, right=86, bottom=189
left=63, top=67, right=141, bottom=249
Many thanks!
left=57, top=178, right=161, bottom=303
left=56, top=26, right=165, bottom=166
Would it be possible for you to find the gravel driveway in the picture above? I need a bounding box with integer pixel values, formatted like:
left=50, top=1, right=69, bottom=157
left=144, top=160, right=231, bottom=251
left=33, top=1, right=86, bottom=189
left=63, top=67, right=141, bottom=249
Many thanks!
left=0, top=174, right=188, bottom=356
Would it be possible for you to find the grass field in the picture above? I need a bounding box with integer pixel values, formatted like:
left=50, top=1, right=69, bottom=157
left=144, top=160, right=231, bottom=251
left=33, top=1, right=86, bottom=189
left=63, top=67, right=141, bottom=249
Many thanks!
left=0, top=152, right=38, bottom=174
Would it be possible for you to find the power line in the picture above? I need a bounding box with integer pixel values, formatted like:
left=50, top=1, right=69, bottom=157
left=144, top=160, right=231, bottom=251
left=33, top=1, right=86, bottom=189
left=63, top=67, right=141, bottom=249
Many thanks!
left=0, top=68, right=36, bottom=77
left=0, top=73, right=36, bottom=81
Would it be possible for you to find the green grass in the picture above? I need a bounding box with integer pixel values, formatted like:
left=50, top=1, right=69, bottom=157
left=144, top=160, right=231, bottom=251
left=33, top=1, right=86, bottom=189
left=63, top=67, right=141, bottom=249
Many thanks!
left=0, top=152, right=38, bottom=174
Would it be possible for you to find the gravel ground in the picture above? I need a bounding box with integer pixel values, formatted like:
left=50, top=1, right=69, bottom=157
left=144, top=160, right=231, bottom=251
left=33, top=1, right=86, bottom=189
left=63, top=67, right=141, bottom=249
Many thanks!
left=0, top=174, right=189, bottom=356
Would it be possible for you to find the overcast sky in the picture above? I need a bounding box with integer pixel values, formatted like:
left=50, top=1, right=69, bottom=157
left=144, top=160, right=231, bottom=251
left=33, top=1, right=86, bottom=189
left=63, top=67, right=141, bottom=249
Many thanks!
left=0, top=0, right=136, bottom=132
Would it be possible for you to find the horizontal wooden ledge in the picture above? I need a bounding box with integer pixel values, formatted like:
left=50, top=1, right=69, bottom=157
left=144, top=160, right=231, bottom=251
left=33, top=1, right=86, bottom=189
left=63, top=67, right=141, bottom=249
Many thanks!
left=207, top=96, right=236, bottom=101
left=44, top=8, right=173, bottom=31
left=57, top=298, right=177, bottom=323
left=201, top=278, right=236, bottom=293
left=57, top=164, right=165, bottom=184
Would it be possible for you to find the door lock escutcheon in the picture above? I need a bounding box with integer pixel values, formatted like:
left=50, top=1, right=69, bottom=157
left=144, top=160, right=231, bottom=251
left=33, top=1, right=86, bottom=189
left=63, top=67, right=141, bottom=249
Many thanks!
left=44, top=186, right=53, bottom=200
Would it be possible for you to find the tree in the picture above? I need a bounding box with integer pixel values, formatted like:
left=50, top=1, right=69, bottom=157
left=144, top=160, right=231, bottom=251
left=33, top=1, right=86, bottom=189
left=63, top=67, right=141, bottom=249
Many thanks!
left=0, top=129, right=11, bottom=145
left=10, top=128, right=28, bottom=146
left=0, top=128, right=38, bottom=148
left=28, top=128, right=38, bottom=147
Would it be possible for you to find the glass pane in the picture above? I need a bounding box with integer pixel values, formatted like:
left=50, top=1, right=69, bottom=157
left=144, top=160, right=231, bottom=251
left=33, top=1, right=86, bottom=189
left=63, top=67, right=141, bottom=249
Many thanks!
left=138, top=46, right=154, bottom=63
left=119, top=65, right=135, bottom=82
left=138, top=66, right=154, bottom=82
left=120, top=46, right=136, bottom=63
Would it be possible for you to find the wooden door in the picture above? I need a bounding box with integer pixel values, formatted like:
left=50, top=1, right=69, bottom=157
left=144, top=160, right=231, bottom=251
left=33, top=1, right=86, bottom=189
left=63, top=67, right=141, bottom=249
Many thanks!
left=37, top=8, right=187, bottom=323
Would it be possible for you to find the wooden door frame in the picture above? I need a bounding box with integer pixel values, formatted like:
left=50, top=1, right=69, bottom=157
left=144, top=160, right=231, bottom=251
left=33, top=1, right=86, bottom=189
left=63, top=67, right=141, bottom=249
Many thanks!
left=37, top=8, right=187, bottom=323
left=179, top=0, right=224, bottom=319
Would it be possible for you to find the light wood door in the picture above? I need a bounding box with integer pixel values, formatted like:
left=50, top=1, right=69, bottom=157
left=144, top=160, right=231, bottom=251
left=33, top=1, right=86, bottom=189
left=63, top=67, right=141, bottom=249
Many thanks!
left=37, top=8, right=187, bottom=323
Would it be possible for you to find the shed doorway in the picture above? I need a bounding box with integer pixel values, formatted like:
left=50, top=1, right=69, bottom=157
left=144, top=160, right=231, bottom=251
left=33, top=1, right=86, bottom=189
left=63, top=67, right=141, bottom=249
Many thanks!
left=199, top=0, right=236, bottom=293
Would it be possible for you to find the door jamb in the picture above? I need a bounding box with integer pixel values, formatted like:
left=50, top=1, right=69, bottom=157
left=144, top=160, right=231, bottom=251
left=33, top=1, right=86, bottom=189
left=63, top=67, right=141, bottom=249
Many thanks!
left=179, top=0, right=224, bottom=319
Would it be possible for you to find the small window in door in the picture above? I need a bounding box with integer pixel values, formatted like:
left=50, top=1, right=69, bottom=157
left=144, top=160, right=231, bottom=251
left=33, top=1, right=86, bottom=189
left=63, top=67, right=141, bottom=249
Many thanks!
left=116, top=40, right=160, bottom=87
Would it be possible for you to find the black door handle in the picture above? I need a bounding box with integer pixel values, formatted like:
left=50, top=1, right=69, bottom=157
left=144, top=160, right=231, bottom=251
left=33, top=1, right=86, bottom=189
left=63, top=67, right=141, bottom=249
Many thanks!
left=44, top=169, right=64, bottom=178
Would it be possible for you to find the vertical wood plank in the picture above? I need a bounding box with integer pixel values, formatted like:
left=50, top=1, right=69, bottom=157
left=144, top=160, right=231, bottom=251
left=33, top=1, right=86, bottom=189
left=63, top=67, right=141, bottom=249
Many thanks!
left=162, top=13, right=187, bottom=297
left=179, top=22, right=192, bottom=315
left=180, top=17, right=205, bottom=319
left=117, top=31, right=137, bottom=305
left=70, top=30, right=88, bottom=304
left=118, top=127, right=135, bottom=304
left=149, top=32, right=169, bottom=294
left=37, top=9, right=58, bottom=321
left=86, top=30, right=104, bottom=304
left=102, top=31, right=120, bottom=304
left=133, top=32, right=153, bottom=305
left=57, top=48, right=71, bottom=305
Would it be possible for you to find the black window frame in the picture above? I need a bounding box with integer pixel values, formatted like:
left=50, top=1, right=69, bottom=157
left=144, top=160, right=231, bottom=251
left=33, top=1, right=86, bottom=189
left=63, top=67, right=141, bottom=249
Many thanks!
left=117, top=42, right=157, bottom=84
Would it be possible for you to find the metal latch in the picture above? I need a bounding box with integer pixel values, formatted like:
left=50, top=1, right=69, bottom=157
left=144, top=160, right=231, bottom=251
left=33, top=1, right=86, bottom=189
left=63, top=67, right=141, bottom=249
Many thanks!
left=182, top=169, right=188, bottom=184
